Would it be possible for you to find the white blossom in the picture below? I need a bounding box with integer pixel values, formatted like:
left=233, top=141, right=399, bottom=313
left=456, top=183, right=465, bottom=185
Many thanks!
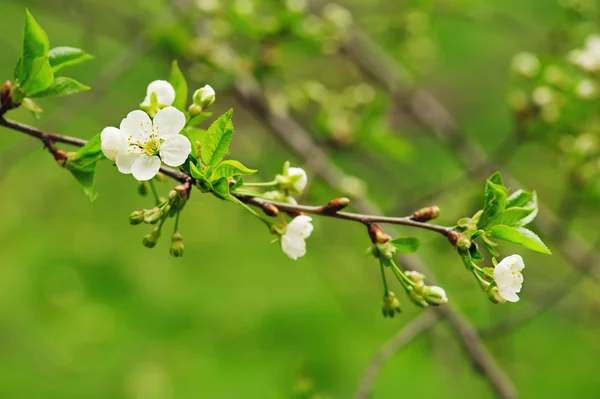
left=493, top=254, right=524, bottom=303
left=101, top=107, right=191, bottom=181
left=281, top=215, right=313, bottom=260
left=193, top=84, right=216, bottom=108
left=288, top=167, right=307, bottom=193
left=511, top=52, right=540, bottom=78
left=568, top=34, right=600, bottom=73
left=141, top=80, right=176, bottom=107
left=576, top=79, right=597, bottom=100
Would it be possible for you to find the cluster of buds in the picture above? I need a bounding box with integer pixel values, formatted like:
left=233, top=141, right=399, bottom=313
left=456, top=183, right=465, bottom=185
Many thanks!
left=382, top=291, right=402, bottom=318
left=130, top=182, right=191, bottom=256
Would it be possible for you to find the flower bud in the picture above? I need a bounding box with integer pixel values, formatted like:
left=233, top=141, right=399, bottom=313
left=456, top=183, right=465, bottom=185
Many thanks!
left=170, top=233, right=184, bottom=257
left=144, top=207, right=163, bottom=224
left=422, top=286, right=448, bottom=306
left=382, top=291, right=402, bottom=318
left=188, top=103, right=204, bottom=117
left=142, top=228, right=161, bottom=248
left=261, top=202, right=280, bottom=217
left=323, top=197, right=351, bottom=214
left=368, top=224, right=391, bottom=244
left=129, top=210, right=146, bottom=225
left=405, top=270, right=426, bottom=284
left=407, top=287, right=428, bottom=308
left=411, top=206, right=440, bottom=222
left=193, top=84, right=216, bottom=109
left=486, top=286, right=506, bottom=304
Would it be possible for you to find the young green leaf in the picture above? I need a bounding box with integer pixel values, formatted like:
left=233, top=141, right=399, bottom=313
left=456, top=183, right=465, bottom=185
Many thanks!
left=21, top=56, right=54, bottom=95
left=168, top=60, right=188, bottom=111
left=488, top=171, right=503, bottom=186
left=212, top=160, right=257, bottom=179
left=63, top=134, right=103, bottom=201
left=28, top=77, right=90, bottom=98
left=390, top=237, right=420, bottom=253
left=489, top=225, right=551, bottom=255
left=469, top=242, right=484, bottom=261
left=478, top=179, right=508, bottom=228
left=201, top=109, right=234, bottom=167
left=486, top=207, right=536, bottom=228
left=48, top=46, right=93, bottom=72
left=506, top=189, right=533, bottom=208
left=18, top=9, right=50, bottom=83
left=211, top=177, right=230, bottom=199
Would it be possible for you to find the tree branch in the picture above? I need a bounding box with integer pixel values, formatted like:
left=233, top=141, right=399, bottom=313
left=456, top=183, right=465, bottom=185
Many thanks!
left=353, top=311, right=439, bottom=399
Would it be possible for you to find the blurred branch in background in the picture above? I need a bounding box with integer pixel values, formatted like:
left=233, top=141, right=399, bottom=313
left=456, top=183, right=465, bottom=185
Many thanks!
left=353, top=311, right=439, bottom=399
left=232, top=74, right=516, bottom=399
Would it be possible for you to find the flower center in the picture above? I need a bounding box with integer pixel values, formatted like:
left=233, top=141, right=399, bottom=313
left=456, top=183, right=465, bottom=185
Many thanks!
left=142, top=138, right=161, bottom=155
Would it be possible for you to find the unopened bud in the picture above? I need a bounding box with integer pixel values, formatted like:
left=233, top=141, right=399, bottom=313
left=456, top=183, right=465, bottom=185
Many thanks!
left=129, top=210, right=146, bottom=225
left=382, top=291, right=402, bottom=318
left=422, top=286, right=448, bottom=306
left=144, top=207, right=163, bottom=224
left=188, top=103, right=204, bottom=116
left=261, top=202, right=280, bottom=217
left=448, top=230, right=471, bottom=251
left=411, top=206, right=440, bottom=222
left=0, top=81, right=11, bottom=106
left=407, top=287, right=428, bottom=308
left=170, top=233, right=184, bottom=257
left=193, top=84, right=216, bottom=109
left=368, top=224, right=391, bottom=244
left=405, top=270, right=426, bottom=284
left=323, top=197, right=350, bottom=214
left=142, top=228, right=161, bottom=248
left=487, top=286, right=506, bottom=304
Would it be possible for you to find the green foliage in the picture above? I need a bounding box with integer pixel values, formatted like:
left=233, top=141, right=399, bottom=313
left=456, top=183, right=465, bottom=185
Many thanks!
left=389, top=237, right=420, bottom=254
left=201, top=109, right=234, bottom=168
left=478, top=172, right=508, bottom=228
left=212, top=160, right=257, bottom=179
left=11, top=10, right=91, bottom=107
left=48, top=46, right=93, bottom=72
left=28, top=77, right=90, bottom=98
left=168, top=60, right=188, bottom=111
left=489, top=225, right=552, bottom=255
left=63, top=135, right=104, bottom=201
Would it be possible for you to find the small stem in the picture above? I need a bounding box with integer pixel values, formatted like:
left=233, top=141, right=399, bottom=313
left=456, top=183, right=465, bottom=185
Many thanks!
left=149, top=179, right=161, bottom=206
left=230, top=196, right=272, bottom=228
left=174, top=209, right=181, bottom=233
left=390, top=259, right=414, bottom=289
left=379, top=258, right=390, bottom=294
left=242, top=180, right=278, bottom=188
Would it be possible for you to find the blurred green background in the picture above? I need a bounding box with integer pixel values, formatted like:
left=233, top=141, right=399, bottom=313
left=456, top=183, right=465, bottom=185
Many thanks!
left=1, top=0, right=600, bottom=398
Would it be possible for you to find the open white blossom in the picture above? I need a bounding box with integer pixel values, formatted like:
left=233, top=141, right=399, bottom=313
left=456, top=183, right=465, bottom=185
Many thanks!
left=281, top=215, right=313, bottom=260
left=141, top=80, right=176, bottom=107
left=493, top=254, right=524, bottom=303
left=288, top=167, right=307, bottom=193
left=101, top=107, right=191, bottom=181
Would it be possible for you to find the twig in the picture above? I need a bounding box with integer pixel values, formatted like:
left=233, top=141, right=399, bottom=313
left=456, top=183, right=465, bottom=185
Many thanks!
left=353, top=311, right=439, bottom=399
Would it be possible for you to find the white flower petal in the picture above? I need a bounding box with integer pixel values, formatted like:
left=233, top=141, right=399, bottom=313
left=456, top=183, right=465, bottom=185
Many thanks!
left=146, top=80, right=176, bottom=106
left=120, top=110, right=152, bottom=142
left=153, top=106, right=186, bottom=138
left=160, top=134, right=192, bottom=167
left=281, top=234, right=306, bottom=260
left=115, top=152, right=138, bottom=174
left=286, top=215, right=313, bottom=238
left=100, top=127, right=127, bottom=161
left=289, top=167, right=308, bottom=192
left=493, top=263, right=513, bottom=287
left=497, top=285, right=519, bottom=302
left=131, top=155, right=162, bottom=181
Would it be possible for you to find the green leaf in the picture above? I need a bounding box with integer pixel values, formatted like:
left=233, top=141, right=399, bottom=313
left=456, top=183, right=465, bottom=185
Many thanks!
left=168, top=60, right=188, bottom=111
left=21, top=98, right=43, bottom=115
left=201, top=109, right=234, bottom=167
left=28, top=77, right=90, bottom=98
left=188, top=161, right=205, bottom=179
left=489, top=225, right=552, bottom=255
left=516, top=191, right=538, bottom=226
left=21, top=56, right=54, bottom=95
left=211, top=177, right=230, bottom=199
left=486, top=207, right=536, bottom=228
left=187, top=112, right=212, bottom=127
left=390, top=237, right=420, bottom=254
left=478, top=178, right=508, bottom=229
left=48, top=46, right=93, bottom=72
left=19, top=9, right=50, bottom=83
left=13, top=57, right=22, bottom=81
left=212, top=160, right=257, bottom=179
left=488, top=171, right=503, bottom=186
left=469, top=242, right=484, bottom=261
left=506, top=189, right=533, bottom=208
left=63, top=134, right=103, bottom=201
